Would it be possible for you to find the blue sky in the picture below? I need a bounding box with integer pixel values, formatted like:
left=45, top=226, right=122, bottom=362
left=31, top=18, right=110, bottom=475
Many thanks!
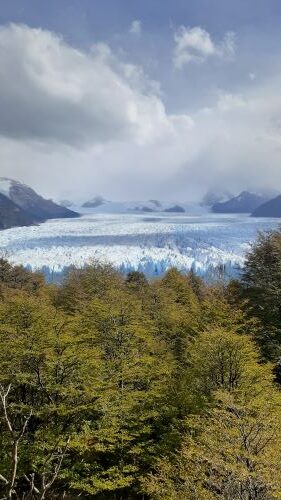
left=0, top=0, right=281, bottom=201
left=2, top=0, right=281, bottom=35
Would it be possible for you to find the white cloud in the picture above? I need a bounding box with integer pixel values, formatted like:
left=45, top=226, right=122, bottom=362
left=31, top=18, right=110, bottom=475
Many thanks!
left=216, top=92, right=246, bottom=112
left=0, top=23, right=196, bottom=199
left=173, top=26, right=236, bottom=69
left=0, top=24, right=281, bottom=202
left=129, top=20, right=142, bottom=37
left=0, top=23, right=177, bottom=147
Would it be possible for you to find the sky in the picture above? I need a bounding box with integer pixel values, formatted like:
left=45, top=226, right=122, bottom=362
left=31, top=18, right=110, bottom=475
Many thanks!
left=0, top=0, right=281, bottom=202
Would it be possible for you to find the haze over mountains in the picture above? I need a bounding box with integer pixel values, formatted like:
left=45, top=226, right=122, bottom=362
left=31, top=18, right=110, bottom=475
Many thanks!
left=81, top=199, right=189, bottom=214
left=2, top=178, right=281, bottom=231
left=212, top=191, right=271, bottom=214
left=201, top=190, right=234, bottom=207
left=78, top=189, right=281, bottom=217
left=210, top=190, right=281, bottom=217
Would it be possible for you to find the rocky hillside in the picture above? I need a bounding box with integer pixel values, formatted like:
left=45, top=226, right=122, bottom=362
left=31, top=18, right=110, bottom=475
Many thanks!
left=0, top=193, right=37, bottom=229
left=0, top=178, right=79, bottom=230
left=3, top=179, right=79, bottom=219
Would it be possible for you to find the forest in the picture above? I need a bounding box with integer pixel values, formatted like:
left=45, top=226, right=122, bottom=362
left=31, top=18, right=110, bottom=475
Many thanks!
left=1, top=229, right=281, bottom=499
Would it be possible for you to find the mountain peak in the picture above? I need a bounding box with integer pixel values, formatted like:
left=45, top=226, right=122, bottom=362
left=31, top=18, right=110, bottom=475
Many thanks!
left=0, top=178, right=80, bottom=230
left=212, top=191, right=271, bottom=214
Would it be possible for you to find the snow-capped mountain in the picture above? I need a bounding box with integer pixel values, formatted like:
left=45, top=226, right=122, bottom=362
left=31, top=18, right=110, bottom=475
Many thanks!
left=0, top=178, right=79, bottom=221
left=0, top=178, right=80, bottom=230
left=212, top=191, right=272, bottom=214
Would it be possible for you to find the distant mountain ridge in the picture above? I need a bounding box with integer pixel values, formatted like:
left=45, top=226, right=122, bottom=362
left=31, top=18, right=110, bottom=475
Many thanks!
left=212, top=191, right=272, bottom=214
left=80, top=197, right=194, bottom=213
left=0, top=178, right=79, bottom=230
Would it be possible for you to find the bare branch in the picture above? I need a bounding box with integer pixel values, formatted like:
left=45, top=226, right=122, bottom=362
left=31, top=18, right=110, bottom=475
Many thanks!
left=40, top=437, right=70, bottom=499
left=0, top=474, right=8, bottom=485
left=18, top=410, right=32, bottom=441
left=0, top=384, right=33, bottom=499
left=23, top=474, right=40, bottom=495
left=0, top=384, right=13, bottom=434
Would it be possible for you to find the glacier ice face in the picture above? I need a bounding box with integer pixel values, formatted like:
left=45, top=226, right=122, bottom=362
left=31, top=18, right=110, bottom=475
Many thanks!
left=0, top=212, right=279, bottom=279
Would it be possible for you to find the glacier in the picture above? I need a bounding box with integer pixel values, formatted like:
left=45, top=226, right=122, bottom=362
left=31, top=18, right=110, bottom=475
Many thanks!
left=0, top=211, right=280, bottom=280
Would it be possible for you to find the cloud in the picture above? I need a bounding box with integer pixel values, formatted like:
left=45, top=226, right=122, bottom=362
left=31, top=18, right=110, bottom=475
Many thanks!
left=129, top=20, right=142, bottom=37
left=173, top=81, right=281, bottom=195
left=173, top=26, right=235, bottom=69
left=216, top=92, right=246, bottom=112
left=0, top=23, right=172, bottom=146
left=0, top=23, right=195, bottom=199
left=0, top=23, right=281, bottom=202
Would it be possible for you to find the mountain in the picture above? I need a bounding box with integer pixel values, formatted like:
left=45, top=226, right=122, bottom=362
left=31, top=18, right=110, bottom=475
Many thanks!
left=212, top=191, right=270, bottom=214
left=201, top=189, right=233, bottom=207
left=0, top=178, right=79, bottom=220
left=164, top=205, right=185, bottom=213
left=0, top=193, right=37, bottom=229
left=81, top=198, right=164, bottom=212
left=252, top=194, right=281, bottom=217
left=148, top=199, right=162, bottom=209
left=80, top=199, right=193, bottom=214
left=82, top=196, right=108, bottom=208
left=132, top=200, right=163, bottom=212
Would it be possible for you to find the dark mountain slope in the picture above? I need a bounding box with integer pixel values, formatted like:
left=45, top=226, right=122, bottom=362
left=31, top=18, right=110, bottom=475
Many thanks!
left=212, top=191, right=269, bottom=214
left=7, top=180, right=79, bottom=219
left=252, top=194, right=281, bottom=217
left=0, top=193, right=37, bottom=229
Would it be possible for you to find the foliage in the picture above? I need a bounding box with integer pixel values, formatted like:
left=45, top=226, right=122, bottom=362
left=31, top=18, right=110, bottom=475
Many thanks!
left=0, top=229, right=280, bottom=499
left=144, top=329, right=281, bottom=499
left=240, top=230, right=281, bottom=361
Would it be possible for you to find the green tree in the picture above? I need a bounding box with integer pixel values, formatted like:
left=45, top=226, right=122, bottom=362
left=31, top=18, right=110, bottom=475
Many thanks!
left=241, top=229, right=281, bottom=362
left=55, top=262, right=123, bottom=313
left=0, top=290, right=101, bottom=498
left=67, top=288, right=174, bottom=497
left=144, top=330, right=281, bottom=499
left=144, top=388, right=281, bottom=500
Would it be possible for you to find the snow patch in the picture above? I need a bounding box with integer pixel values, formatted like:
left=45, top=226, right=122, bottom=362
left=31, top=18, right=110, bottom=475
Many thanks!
left=0, top=178, right=12, bottom=198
